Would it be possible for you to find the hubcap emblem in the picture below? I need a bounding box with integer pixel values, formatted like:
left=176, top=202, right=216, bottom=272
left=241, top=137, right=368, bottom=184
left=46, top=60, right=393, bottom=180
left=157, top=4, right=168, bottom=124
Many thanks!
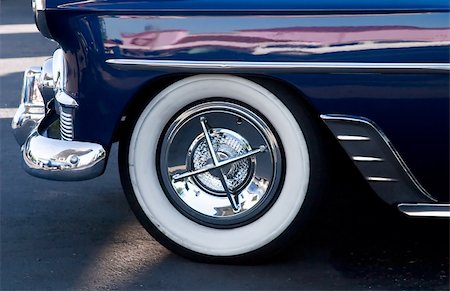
left=190, top=128, right=254, bottom=194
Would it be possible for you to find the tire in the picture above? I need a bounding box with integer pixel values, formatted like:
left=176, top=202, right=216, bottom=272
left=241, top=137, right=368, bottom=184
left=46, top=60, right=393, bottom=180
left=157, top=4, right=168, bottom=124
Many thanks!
left=119, top=75, right=326, bottom=263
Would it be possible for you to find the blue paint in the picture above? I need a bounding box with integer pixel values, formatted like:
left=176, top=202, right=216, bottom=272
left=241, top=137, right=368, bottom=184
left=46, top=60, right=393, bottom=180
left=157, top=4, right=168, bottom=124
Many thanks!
left=47, top=0, right=450, bottom=12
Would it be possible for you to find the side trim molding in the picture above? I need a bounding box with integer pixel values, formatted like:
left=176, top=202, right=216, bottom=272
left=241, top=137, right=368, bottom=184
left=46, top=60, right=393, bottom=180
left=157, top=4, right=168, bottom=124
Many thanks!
left=398, top=203, right=450, bottom=218
left=321, top=114, right=437, bottom=205
left=106, top=59, right=450, bottom=74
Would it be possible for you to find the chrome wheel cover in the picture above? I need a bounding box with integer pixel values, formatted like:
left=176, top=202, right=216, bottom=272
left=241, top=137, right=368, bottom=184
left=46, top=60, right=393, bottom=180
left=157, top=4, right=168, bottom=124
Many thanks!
left=158, top=101, right=284, bottom=227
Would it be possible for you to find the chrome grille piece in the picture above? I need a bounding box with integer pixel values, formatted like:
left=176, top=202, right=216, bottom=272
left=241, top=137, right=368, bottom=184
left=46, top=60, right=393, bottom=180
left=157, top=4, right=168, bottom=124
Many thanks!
left=60, top=107, right=73, bottom=141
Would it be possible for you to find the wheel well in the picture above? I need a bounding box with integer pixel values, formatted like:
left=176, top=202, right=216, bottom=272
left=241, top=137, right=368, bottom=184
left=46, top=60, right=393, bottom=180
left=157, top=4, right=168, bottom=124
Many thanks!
left=247, top=75, right=343, bottom=152
left=113, top=74, right=189, bottom=142
left=115, top=73, right=322, bottom=139
left=247, top=75, right=320, bottom=118
left=114, top=73, right=354, bottom=177
left=247, top=75, right=369, bottom=200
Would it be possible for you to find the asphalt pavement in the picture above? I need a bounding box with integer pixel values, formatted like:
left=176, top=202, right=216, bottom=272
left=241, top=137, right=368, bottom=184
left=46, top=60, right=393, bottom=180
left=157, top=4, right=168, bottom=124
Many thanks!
left=1, top=1, right=449, bottom=290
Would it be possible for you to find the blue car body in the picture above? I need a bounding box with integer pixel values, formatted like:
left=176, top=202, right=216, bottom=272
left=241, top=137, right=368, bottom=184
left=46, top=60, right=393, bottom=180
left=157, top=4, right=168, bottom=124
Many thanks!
left=34, top=0, right=449, bottom=201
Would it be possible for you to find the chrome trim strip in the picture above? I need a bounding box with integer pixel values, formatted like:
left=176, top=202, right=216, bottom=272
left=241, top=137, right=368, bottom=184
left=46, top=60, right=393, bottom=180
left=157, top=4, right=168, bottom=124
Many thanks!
left=106, top=59, right=450, bottom=73
left=60, top=113, right=72, bottom=122
left=337, top=135, right=370, bottom=141
left=398, top=203, right=450, bottom=218
left=59, top=126, right=72, bottom=134
left=353, top=156, right=384, bottom=162
left=60, top=109, right=74, bottom=141
left=367, top=176, right=398, bottom=182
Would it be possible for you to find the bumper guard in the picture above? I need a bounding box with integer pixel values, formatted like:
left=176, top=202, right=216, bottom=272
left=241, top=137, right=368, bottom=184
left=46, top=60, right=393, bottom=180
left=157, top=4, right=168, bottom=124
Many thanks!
left=11, top=59, right=106, bottom=181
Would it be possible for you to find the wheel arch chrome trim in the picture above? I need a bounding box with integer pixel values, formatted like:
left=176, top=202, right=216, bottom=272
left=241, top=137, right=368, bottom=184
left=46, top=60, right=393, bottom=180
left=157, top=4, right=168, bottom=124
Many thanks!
left=106, top=59, right=450, bottom=73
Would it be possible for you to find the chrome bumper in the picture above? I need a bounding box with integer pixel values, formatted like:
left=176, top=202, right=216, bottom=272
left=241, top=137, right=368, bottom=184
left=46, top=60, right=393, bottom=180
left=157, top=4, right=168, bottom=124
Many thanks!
left=11, top=58, right=106, bottom=181
left=22, top=129, right=106, bottom=181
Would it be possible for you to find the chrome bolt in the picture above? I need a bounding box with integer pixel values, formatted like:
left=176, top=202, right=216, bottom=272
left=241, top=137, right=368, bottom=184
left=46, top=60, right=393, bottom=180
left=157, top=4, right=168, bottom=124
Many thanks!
left=69, top=155, right=79, bottom=164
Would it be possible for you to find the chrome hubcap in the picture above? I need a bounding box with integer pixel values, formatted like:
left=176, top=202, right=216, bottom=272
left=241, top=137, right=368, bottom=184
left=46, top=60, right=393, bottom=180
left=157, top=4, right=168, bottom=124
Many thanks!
left=189, top=128, right=255, bottom=195
left=159, top=101, right=283, bottom=227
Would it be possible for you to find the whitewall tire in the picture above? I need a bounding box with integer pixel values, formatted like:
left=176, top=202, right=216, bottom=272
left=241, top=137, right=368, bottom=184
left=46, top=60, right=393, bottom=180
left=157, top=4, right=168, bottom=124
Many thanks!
left=119, top=75, right=325, bottom=262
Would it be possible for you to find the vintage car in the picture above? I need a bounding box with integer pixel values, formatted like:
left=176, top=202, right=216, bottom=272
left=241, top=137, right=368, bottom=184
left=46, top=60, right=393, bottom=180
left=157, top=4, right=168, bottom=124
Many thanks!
left=12, top=0, right=449, bottom=262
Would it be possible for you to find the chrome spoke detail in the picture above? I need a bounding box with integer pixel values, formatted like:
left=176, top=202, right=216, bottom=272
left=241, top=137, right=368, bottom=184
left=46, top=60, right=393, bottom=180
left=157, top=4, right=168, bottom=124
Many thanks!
left=200, top=117, right=219, bottom=166
left=218, top=168, right=241, bottom=212
left=172, top=145, right=266, bottom=181
left=200, top=116, right=239, bottom=211
left=220, top=145, right=266, bottom=165
left=172, top=164, right=217, bottom=181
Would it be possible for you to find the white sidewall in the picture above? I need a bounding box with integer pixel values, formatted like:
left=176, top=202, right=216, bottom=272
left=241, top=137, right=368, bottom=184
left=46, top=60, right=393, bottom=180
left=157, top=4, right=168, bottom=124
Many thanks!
left=129, top=75, right=310, bottom=256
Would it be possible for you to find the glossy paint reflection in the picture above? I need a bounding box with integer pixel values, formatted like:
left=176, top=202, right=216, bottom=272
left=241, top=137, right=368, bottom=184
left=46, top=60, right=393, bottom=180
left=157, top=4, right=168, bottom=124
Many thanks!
left=100, top=13, right=450, bottom=62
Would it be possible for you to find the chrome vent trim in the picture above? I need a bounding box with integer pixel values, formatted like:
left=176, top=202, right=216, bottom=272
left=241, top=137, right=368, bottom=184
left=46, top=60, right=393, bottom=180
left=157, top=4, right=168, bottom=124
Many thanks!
left=321, top=114, right=437, bottom=205
left=60, top=107, right=73, bottom=141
